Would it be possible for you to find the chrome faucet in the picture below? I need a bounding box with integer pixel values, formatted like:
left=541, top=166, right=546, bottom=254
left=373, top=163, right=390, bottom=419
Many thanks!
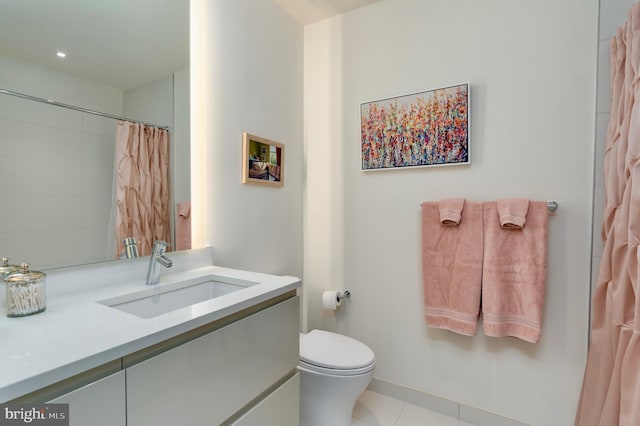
left=145, top=240, right=173, bottom=285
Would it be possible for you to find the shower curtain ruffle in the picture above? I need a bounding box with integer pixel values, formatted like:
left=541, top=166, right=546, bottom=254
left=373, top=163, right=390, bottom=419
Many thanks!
left=114, top=121, right=170, bottom=257
left=576, top=5, right=640, bottom=424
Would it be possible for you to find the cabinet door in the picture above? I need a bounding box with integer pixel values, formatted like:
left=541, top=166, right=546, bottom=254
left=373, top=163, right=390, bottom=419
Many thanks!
left=230, top=373, right=299, bottom=426
left=49, top=371, right=126, bottom=426
left=126, top=296, right=299, bottom=426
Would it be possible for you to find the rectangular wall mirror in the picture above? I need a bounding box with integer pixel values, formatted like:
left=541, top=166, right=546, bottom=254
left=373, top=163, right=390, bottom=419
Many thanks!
left=0, top=0, right=190, bottom=270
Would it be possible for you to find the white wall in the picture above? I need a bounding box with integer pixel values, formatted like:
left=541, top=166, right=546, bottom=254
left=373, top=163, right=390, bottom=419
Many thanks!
left=123, top=76, right=174, bottom=131
left=0, top=53, right=121, bottom=269
left=304, top=0, right=598, bottom=424
left=173, top=69, right=191, bottom=209
left=196, top=0, right=303, bottom=277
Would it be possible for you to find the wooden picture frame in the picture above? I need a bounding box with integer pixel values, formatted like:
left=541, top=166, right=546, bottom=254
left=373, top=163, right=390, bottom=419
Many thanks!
left=242, top=132, right=284, bottom=187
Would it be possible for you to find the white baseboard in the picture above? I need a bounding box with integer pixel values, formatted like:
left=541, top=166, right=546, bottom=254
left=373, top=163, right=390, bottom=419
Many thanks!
left=368, top=377, right=530, bottom=426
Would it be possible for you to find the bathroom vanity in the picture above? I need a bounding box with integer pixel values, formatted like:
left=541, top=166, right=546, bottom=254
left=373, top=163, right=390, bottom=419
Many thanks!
left=0, top=248, right=301, bottom=426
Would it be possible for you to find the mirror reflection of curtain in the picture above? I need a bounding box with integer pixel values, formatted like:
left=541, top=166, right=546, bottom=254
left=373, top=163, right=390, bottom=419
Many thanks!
left=576, top=4, right=640, bottom=424
left=113, top=121, right=170, bottom=257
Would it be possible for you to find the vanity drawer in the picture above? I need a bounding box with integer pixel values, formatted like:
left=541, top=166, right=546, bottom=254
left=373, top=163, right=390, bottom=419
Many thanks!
left=228, top=373, right=299, bottom=426
left=126, top=296, right=299, bottom=426
left=49, top=371, right=126, bottom=426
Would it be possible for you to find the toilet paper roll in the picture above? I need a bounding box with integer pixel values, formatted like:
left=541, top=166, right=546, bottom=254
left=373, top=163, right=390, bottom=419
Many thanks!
left=322, top=291, right=343, bottom=310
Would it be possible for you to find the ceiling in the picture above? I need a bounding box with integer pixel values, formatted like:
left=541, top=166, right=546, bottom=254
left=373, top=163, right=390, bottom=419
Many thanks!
left=0, top=0, right=189, bottom=90
left=274, top=0, right=382, bottom=25
left=0, top=0, right=380, bottom=91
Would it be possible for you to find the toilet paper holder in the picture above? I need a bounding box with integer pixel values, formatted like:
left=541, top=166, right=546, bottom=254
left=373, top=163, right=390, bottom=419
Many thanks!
left=338, top=290, right=351, bottom=301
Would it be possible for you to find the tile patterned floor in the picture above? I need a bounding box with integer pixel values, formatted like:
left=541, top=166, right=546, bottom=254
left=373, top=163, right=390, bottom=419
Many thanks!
left=352, top=390, right=478, bottom=426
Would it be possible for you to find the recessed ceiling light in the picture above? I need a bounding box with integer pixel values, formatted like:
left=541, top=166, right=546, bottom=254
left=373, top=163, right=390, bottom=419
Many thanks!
left=56, top=51, right=66, bottom=58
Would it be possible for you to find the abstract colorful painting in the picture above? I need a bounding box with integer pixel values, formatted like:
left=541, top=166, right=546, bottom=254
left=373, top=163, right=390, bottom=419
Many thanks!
left=360, top=83, right=470, bottom=170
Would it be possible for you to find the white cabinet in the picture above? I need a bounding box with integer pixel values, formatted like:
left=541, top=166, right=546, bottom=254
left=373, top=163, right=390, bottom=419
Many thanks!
left=126, top=296, right=299, bottom=426
left=230, top=373, right=299, bottom=426
left=49, top=371, right=126, bottom=426
left=38, top=294, right=299, bottom=426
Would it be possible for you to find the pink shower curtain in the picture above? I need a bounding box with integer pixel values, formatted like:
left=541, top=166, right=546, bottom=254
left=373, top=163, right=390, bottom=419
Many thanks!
left=576, top=4, right=640, bottom=425
left=114, top=121, right=171, bottom=257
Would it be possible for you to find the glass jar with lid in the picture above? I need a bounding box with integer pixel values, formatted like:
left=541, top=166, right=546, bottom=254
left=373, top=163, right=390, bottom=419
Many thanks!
left=4, top=263, right=46, bottom=317
left=0, top=257, right=20, bottom=279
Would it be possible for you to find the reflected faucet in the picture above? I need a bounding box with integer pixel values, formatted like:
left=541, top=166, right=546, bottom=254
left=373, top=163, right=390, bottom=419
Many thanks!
left=124, top=237, right=139, bottom=259
left=146, top=240, right=173, bottom=285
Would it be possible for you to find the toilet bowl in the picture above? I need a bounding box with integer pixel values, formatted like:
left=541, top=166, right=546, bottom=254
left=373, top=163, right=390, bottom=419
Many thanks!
left=298, top=330, right=375, bottom=426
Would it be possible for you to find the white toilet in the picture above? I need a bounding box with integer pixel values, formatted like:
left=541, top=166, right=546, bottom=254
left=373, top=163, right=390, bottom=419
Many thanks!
left=298, top=330, right=376, bottom=426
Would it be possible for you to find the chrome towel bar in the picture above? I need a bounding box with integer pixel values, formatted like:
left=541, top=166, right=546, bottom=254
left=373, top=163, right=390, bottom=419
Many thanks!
left=419, top=200, right=559, bottom=212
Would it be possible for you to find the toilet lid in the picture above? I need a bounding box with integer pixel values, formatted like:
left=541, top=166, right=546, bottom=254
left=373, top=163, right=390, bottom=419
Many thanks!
left=300, top=330, right=375, bottom=370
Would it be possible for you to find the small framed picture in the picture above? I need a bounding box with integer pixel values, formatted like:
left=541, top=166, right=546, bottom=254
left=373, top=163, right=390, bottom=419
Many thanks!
left=242, top=132, right=284, bottom=187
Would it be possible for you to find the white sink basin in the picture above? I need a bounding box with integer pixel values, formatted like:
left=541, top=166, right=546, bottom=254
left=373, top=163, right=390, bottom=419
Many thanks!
left=98, top=276, right=248, bottom=319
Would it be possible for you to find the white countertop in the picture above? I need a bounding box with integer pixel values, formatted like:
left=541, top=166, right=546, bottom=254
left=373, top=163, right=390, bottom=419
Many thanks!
left=0, top=248, right=300, bottom=402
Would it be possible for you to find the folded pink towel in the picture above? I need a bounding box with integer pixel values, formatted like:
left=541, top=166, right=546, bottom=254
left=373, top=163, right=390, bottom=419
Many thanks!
left=175, top=201, right=191, bottom=251
left=482, top=201, right=548, bottom=343
left=497, top=198, right=529, bottom=229
left=422, top=200, right=483, bottom=336
left=439, top=198, right=465, bottom=226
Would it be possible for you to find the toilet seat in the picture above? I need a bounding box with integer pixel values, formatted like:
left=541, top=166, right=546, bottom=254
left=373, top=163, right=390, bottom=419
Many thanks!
left=300, top=330, right=375, bottom=377
left=299, top=359, right=375, bottom=376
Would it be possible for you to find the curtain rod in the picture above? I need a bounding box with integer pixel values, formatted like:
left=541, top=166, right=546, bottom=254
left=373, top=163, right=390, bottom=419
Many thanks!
left=0, top=88, right=170, bottom=131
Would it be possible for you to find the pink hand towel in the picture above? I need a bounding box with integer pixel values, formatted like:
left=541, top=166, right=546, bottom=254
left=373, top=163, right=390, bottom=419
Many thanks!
left=482, top=201, right=548, bottom=343
left=175, top=201, right=191, bottom=251
left=439, top=198, right=465, bottom=226
left=497, top=198, right=530, bottom=229
left=422, top=200, right=483, bottom=336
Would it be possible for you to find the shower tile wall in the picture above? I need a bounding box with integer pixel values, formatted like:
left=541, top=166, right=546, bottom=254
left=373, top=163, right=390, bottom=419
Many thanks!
left=0, top=52, right=122, bottom=269
left=591, top=0, right=634, bottom=310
